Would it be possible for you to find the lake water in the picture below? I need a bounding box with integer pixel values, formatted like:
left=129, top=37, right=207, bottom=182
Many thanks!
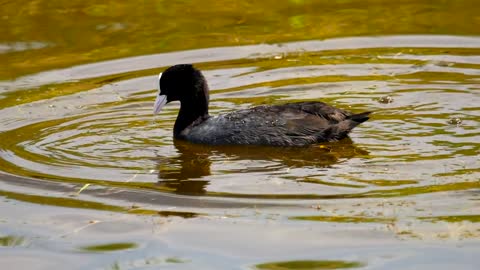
left=1, top=1, right=479, bottom=269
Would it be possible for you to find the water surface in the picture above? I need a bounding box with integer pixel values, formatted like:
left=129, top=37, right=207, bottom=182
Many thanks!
left=1, top=1, right=480, bottom=269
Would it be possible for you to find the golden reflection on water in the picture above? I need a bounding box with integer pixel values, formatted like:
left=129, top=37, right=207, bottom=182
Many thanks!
left=2, top=0, right=480, bottom=79
left=255, top=260, right=365, bottom=270
left=0, top=39, right=478, bottom=201
left=1, top=1, right=480, bottom=268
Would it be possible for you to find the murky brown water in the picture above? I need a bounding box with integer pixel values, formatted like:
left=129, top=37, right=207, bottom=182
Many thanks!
left=1, top=1, right=480, bottom=269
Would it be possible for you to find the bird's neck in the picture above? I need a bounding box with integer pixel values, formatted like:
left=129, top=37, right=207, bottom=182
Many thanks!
left=174, top=96, right=209, bottom=138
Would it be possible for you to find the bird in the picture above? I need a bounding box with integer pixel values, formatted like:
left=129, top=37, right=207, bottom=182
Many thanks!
left=153, top=64, right=371, bottom=147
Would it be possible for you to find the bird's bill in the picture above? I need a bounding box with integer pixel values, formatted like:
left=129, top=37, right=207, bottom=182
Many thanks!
left=153, top=95, right=167, bottom=114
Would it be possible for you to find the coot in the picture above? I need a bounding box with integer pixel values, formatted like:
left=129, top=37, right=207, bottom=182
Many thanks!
left=153, top=64, right=370, bottom=146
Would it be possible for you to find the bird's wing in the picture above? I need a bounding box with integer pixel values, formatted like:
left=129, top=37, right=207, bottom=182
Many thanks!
left=274, top=101, right=350, bottom=122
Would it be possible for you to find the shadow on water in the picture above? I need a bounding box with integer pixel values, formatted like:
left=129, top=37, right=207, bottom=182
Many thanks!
left=156, top=137, right=368, bottom=195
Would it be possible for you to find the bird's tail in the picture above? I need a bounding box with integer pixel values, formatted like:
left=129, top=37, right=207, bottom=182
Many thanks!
left=315, top=111, right=372, bottom=142
left=323, top=111, right=371, bottom=141
left=346, top=111, right=371, bottom=124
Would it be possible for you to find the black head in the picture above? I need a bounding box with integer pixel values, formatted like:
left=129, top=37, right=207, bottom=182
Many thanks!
left=154, top=64, right=211, bottom=137
left=154, top=64, right=209, bottom=114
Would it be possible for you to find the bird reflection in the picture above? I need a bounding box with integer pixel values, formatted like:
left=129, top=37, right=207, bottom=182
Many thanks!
left=156, top=138, right=368, bottom=195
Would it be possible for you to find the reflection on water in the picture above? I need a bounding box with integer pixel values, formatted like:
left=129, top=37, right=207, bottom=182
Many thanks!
left=156, top=138, right=368, bottom=195
left=80, top=242, right=138, bottom=253
left=255, top=260, right=365, bottom=270
left=0, top=36, right=478, bottom=201
left=2, top=0, right=480, bottom=80
left=1, top=0, right=480, bottom=266
left=156, top=141, right=212, bottom=195
left=0, top=235, right=26, bottom=247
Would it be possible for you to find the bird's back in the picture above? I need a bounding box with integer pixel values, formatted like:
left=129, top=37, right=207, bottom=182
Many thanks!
left=178, top=102, right=370, bottom=146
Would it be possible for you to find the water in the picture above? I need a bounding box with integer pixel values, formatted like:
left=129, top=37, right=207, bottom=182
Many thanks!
left=1, top=1, right=480, bottom=269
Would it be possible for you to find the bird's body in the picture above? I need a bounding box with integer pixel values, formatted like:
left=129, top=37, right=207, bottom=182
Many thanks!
left=154, top=64, right=370, bottom=147
left=178, top=102, right=369, bottom=146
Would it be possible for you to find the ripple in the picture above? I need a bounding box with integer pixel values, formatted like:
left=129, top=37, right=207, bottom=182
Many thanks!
left=0, top=41, right=50, bottom=54
left=0, top=35, right=479, bottom=203
left=2, top=35, right=480, bottom=91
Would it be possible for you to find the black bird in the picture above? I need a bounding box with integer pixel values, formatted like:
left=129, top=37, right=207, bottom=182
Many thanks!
left=153, top=64, right=370, bottom=147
